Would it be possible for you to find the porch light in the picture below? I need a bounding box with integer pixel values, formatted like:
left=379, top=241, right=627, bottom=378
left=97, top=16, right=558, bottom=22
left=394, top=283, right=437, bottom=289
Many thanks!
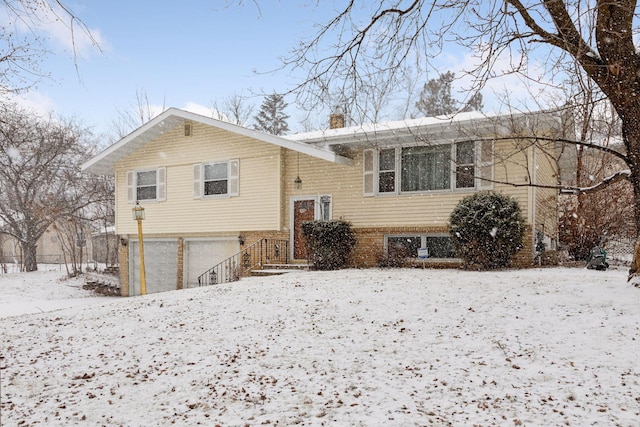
left=294, top=151, right=302, bottom=189
left=132, top=201, right=147, bottom=295
left=132, top=201, right=145, bottom=220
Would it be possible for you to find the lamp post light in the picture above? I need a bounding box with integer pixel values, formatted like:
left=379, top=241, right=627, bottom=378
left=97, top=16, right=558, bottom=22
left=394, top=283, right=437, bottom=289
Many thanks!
left=132, top=201, right=147, bottom=295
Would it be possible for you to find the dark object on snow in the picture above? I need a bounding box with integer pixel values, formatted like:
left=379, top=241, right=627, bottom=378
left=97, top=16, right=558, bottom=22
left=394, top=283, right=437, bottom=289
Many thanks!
left=586, top=246, right=609, bottom=271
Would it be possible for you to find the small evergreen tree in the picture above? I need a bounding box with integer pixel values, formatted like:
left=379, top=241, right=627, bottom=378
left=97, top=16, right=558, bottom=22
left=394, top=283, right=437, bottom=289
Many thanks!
left=415, top=71, right=483, bottom=117
left=301, top=220, right=356, bottom=270
left=449, top=192, right=525, bottom=270
left=253, top=93, right=290, bottom=135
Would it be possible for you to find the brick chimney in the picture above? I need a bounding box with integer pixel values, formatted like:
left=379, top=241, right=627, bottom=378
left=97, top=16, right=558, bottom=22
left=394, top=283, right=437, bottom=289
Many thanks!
left=329, top=113, right=345, bottom=129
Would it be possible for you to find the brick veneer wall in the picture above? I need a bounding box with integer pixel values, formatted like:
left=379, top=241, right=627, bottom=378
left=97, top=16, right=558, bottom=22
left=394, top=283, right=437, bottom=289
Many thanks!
left=118, top=238, right=129, bottom=297
left=349, top=225, right=534, bottom=269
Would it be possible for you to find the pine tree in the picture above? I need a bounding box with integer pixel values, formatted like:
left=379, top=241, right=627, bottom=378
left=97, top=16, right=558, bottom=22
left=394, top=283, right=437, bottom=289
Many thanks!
left=415, top=71, right=483, bottom=117
left=253, top=93, right=290, bottom=135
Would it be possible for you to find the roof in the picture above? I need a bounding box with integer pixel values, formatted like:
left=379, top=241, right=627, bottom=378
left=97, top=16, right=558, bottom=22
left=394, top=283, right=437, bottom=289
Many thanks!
left=82, top=108, right=352, bottom=175
left=288, top=110, right=566, bottom=148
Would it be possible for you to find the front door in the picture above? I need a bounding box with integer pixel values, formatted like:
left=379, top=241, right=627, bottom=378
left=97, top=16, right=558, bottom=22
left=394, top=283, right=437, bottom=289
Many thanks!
left=293, top=199, right=315, bottom=259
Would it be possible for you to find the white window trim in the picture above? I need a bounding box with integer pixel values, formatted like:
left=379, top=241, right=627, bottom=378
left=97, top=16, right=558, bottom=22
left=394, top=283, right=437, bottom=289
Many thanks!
left=289, top=194, right=333, bottom=260
left=365, top=141, right=493, bottom=196
left=384, top=233, right=460, bottom=261
left=127, top=167, right=166, bottom=203
left=193, top=159, right=239, bottom=199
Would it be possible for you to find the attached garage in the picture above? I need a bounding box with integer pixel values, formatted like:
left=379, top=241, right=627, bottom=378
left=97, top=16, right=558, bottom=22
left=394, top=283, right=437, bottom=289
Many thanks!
left=129, top=239, right=178, bottom=296
left=184, top=238, right=240, bottom=288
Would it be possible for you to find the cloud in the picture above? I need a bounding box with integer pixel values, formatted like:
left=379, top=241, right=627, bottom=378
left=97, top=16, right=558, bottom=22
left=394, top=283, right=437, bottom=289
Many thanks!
left=0, top=2, right=107, bottom=59
left=182, top=102, right=230, bottom=122
left=433, top=47, right=561, bottom=114
left=7, top=91, right=57, bottom=117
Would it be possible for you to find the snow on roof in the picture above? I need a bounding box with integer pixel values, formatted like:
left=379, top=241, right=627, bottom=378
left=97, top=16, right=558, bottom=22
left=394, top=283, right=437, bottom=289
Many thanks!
left=290, top=111, right=489, bottom=141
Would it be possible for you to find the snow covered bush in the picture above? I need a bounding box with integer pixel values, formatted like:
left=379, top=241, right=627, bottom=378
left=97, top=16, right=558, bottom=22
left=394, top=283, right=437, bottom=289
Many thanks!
left=449, top=191, right=525, bottom=270
left=301, top=220, right=356, bottom=270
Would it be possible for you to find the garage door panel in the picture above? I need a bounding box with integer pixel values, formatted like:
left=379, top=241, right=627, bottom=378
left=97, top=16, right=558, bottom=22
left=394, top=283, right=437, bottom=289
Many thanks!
left=130, top=240, right=178, bottom=295
left=185, top=240, right=239, bottom=287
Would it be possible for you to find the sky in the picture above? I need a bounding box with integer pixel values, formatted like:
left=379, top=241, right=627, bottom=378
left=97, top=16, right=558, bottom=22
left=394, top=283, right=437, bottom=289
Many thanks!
left=10, top=1, right=326, bottom=139
left=5, top=1, right=541, bottom=144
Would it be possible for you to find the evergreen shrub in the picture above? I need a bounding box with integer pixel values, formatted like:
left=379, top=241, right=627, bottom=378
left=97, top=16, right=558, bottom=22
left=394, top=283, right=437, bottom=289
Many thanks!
left=449, top=191, right=525, bottom=270
left=301, top=220, right=356, bottom=270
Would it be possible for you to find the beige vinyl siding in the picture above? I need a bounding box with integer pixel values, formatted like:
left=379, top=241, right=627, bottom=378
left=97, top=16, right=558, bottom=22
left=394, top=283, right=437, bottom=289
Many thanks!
left=535, top=141, right=560, bottom=237
left=283, top=138, right=536, bottom=229
left=115, top=122, right=282, bottom=235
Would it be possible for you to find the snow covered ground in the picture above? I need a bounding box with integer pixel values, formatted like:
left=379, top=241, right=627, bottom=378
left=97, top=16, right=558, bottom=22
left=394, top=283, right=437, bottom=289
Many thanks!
left=1, top=267, right=639, bottom=426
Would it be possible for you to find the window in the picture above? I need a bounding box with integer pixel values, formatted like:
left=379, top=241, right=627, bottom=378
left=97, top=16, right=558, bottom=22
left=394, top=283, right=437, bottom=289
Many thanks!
left=455, top=141, right=475, bottom=189
left=425, top=236, right=457, bottom=258
left=204, top=162, right=228, bottom=196
left=136, top=170, right=157, bottom=200
left=127, top=167, right=166, bottom=203
left=378, top=149, right=396, bottom=193
left=193, top=159, right=239, bottom=199
left=387, top=236, right=422, bottom=260
left=363, top=141, right=492, bottom=196
left=386, top=234, right=457, bottom=260
left=401, top=145, right=450, bottom=191
left=320, top=195, right=332, bottom=220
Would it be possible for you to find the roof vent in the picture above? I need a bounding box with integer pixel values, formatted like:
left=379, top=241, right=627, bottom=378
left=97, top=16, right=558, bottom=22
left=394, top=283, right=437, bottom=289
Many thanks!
left=184, top=122, right=192, bottom=137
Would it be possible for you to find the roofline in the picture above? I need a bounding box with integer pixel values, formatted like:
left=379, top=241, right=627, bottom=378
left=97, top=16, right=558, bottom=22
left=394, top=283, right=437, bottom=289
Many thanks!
left=82, top=108, right=351, bottom=175
left=288, top=109, right=564, bottom=146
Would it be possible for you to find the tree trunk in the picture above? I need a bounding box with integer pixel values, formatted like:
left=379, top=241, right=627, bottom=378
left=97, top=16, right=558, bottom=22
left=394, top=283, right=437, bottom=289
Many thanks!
left=22, top=240, right=38, bottom=272
left=624, top=122, right=640, bottom=286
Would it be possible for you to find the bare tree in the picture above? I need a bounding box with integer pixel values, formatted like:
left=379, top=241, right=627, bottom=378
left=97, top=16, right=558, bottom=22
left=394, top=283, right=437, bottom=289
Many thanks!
left=283, top=1, right=640, bottom=285
left=0, top=0, right=99, bottom=93
left=0, top=103, right=100, bottom=272
left=211, top=93, right=255, bottom=126
left=110, top=87, right=166, bottom=140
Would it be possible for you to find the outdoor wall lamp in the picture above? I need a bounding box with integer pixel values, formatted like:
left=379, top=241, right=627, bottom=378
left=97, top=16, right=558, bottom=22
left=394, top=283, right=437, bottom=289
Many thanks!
left=120, top=237, right=128, bottom=247
left=294, top=151, right=302, bottom=189
left=238, top=235, right=245, bottom=245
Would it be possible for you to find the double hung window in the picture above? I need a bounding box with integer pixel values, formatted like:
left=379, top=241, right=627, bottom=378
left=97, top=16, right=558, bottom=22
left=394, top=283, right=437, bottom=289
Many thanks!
left=363, top=141, right=492, bottom=196
left=127, top=167, right=166, bottom=203
left=193, top=159, right=239, bottom=198
left=204, top=162, right=229, bottom=196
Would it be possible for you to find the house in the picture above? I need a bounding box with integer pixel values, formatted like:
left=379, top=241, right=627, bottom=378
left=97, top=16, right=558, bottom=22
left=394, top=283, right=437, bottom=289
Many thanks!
left=81, top=108, right=575, bottom=296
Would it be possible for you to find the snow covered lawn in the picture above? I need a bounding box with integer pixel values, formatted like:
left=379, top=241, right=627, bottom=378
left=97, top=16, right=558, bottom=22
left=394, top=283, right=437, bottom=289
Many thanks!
left=1, top=267, right=639, bottom=426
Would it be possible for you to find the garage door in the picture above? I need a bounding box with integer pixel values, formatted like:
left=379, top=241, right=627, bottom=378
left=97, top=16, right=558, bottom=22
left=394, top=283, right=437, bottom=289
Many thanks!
left=130, top=239, right=178, bottom=295
left=184, top=239, right=239, bottom=287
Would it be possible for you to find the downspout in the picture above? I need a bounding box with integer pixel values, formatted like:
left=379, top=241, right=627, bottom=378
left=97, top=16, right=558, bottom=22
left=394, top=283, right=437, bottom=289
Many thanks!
left=531, top=145, right=537, bottom=262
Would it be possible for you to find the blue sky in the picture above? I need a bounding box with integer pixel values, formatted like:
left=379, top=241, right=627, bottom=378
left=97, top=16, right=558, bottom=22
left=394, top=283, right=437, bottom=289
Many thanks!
left=13, top=1, right=343, bottom=139
left=9, top=1, right=542, bottom=142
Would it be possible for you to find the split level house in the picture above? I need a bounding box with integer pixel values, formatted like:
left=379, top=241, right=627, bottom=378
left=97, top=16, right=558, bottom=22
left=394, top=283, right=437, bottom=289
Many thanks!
left=82, top=108, right=576, bottom=296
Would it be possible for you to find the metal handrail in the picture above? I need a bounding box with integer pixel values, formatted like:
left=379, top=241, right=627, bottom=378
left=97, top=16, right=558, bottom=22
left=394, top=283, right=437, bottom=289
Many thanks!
left=197, top=238, right=289, bottom=286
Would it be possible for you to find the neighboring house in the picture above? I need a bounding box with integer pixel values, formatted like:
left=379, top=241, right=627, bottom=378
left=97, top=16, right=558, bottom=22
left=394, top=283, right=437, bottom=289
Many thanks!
left=0, top=228, right=79, bottom=268
left=91, top=226, right=118, bottom=266
left=82, top=108, right=575, bottom=296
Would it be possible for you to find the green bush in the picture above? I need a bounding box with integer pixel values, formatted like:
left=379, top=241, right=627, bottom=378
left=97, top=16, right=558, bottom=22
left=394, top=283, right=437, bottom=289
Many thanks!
left=301, top=220, right=356, bottom=270
left=449, top=191, right=525, bottom=270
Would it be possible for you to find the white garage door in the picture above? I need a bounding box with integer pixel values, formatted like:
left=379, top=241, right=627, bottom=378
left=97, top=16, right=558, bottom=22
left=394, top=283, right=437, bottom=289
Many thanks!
left=130, top=239, right=178, bottom=295
left=184, top=239, right=239, bottom=287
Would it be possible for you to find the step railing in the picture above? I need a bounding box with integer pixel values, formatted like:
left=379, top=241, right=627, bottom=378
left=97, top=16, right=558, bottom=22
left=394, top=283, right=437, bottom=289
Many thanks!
left=197, top=238, right=289, bottom=286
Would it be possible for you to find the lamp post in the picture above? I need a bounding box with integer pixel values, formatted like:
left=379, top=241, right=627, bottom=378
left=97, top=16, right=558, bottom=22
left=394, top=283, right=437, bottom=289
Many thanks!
left=132, top=201, right=146, bottom=295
